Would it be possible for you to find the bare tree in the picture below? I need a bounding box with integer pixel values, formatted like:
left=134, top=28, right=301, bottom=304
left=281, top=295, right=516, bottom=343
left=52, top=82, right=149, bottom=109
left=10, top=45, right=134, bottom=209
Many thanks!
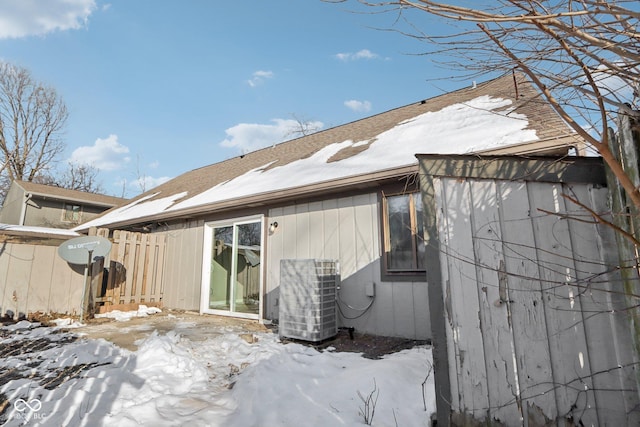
left=0, top=62, right=68, bottom=199
left=326, top=0, right=640, bottom=207
left=285, top=113, right=324, bottom=139
left=135, top=154, right=148, bottom=194
left=58, top=161, right=104, bottom=193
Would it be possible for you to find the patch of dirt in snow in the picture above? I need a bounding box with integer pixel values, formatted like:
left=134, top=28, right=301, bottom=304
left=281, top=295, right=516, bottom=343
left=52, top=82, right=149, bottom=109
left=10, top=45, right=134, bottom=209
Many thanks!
left=0, top=330, right=76, bottom=358
left=279, top=328, right=431, bottom=359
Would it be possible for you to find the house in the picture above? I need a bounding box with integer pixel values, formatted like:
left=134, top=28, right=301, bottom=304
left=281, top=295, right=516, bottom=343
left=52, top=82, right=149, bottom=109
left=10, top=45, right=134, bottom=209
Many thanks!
left=0, top=180, right=125, bottom=230
left=75, top=73, right=584, bottom=339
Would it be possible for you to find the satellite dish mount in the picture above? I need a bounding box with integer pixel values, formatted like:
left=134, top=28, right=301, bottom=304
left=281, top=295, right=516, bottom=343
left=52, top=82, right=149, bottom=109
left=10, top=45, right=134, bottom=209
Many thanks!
left=58, top=236, right=112, bottom=321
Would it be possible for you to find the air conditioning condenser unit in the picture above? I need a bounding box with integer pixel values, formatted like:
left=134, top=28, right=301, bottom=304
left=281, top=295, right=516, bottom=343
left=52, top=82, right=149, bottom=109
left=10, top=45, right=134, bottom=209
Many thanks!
left=279, top=259, right=338, bottom=342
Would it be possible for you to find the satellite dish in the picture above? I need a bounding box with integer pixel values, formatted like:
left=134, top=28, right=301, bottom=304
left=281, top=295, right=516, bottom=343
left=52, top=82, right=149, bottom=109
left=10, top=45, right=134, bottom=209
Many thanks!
left=58, top=235, right=112, bottom=265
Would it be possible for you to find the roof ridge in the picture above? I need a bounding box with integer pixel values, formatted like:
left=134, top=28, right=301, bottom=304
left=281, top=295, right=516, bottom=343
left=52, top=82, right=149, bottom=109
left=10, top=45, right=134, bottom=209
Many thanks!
left=188, top=72, right=520, bottom=174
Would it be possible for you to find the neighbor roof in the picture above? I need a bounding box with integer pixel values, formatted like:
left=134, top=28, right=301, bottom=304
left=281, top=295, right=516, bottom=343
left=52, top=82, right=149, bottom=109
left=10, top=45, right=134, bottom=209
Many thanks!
left=14, top=180, right=125, bottom=208
left=76, top=73, right=582, bottom=231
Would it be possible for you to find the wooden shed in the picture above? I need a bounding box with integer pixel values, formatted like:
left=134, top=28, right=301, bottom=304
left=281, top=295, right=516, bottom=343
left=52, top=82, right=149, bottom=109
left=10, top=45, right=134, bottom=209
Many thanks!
left=418, top=154, right=639, bottom=425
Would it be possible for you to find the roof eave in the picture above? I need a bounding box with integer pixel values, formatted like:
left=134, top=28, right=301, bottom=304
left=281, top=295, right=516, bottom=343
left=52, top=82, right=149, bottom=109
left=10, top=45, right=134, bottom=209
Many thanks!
left=75, top=164, right=420, bottom=232
left=25, top=191, right=121, bottom=208
left=0, top=228, right=80, bottom=241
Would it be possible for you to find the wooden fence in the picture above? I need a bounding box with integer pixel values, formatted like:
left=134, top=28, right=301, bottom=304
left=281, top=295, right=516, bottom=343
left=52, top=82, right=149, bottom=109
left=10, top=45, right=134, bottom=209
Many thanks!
left=0, top=227, right=167, bottom=319
left=90, top=228, right=166, bottom=313
left=419, top=155, right=640, bottom=426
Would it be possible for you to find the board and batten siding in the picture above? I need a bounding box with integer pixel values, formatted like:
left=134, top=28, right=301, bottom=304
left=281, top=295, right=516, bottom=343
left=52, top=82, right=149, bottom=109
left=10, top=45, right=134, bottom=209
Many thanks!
left=419, top=155, right=639, bottom=426
left=267, top=193, right=430, bottom=340
left=0, top=236, right=85, bottom=317
left=160, top=220, right=204, bottom=310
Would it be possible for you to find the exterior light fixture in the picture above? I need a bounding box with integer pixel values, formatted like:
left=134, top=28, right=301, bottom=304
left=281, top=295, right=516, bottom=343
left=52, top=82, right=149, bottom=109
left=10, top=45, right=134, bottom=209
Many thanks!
left=269, top=221, right=279, bottom=234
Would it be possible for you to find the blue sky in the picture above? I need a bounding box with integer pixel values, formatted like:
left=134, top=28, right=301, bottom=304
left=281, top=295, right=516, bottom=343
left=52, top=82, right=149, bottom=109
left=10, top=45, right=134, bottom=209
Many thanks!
left=0, top=0, right=465, bottom=197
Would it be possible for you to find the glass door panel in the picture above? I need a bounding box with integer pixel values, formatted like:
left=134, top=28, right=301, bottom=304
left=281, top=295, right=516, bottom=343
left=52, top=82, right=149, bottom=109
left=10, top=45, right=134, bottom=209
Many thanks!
left=204, top=218, right=262, bottom=318
left=234, top=222, right=261, bottom=314
left=210, top=225, right=233, bottom=310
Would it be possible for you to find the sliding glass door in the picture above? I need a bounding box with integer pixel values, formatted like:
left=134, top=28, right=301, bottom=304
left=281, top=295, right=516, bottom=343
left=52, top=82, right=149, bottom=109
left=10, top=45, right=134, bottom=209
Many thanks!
left=202, top=216, right=262, bottom=318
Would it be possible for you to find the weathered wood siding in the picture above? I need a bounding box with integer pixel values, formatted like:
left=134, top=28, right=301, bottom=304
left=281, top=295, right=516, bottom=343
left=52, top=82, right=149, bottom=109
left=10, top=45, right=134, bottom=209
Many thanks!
left=420, top=155, right=639, bottom=426
left=267, top=193, right=430, bottom=339
left=0, top=234, right=85, bottom=317
left=605, top=110, right=640, bottom=393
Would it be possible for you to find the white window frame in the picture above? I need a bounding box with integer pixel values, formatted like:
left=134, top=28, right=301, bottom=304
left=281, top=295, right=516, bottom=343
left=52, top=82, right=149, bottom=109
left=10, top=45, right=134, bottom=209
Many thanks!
left=200, top=214, right=264, bottom=320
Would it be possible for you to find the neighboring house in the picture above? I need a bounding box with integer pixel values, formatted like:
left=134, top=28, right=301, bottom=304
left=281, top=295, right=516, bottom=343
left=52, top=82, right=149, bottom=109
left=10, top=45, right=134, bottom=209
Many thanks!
left=75, top=73, right=584, bottom=339
left=0, top=180, right=125, bottom=230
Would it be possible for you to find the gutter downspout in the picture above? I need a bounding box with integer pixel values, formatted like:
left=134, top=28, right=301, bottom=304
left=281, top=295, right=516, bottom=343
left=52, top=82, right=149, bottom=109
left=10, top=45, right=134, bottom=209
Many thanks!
left=19, top=193, right=32, bottom=226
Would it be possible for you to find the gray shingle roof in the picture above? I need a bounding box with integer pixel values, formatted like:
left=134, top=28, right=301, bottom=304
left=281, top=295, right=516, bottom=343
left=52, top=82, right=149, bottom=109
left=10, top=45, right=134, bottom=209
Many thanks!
left=77, top=72, right=582, bottom=230
left=144, top=74, right=575, bottom=199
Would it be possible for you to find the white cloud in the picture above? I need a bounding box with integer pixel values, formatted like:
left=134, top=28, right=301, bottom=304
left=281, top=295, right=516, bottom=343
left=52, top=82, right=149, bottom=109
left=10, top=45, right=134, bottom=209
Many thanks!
left=220, top=118, right=324, bottom=153
left=69, top=134, right=131, bottom=171
left=0, top=0, right=96, bottom=39
left=335, top=49, right=379, bottom=62
left=247, top=70, right=274, bottom=87
left=592, top=65, right=638, bottom=104
left=344, top=99, right=372, bottom=113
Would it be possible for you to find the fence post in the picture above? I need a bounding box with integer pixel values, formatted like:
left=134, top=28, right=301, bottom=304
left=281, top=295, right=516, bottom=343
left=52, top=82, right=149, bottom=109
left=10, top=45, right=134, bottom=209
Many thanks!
left=89, top=256, right=105, bottom=318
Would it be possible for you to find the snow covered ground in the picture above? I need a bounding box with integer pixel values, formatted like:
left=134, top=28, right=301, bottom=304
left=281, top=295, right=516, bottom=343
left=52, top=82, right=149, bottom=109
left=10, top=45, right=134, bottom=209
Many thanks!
left=0, top=313, right=435, bottom=427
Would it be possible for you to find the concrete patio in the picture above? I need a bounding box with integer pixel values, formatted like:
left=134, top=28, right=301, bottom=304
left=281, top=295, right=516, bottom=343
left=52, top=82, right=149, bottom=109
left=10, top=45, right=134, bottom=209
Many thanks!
left=76, top=310, right=271, bottom=351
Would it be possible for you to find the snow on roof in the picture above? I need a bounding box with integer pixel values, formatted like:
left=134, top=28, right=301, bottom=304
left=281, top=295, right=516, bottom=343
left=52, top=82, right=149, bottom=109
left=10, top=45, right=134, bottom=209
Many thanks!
left=78, top=92, right=542, bottom=230
left=170, top=96, right=534, bottom=212
left=75, top=191, right=188, bottom=231
left=0, top=223, right=80, bottom=237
